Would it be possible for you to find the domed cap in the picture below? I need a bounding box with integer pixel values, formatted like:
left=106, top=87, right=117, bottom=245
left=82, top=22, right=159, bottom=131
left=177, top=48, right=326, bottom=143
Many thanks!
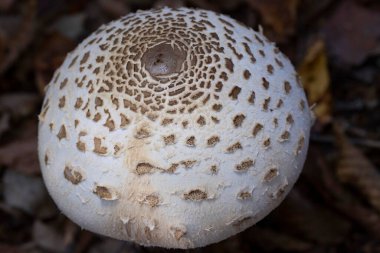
left=38, top=7, right=313, bottom=249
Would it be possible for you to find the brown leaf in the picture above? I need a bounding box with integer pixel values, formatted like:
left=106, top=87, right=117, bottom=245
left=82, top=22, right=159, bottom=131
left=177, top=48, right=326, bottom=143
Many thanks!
left=323, top=1, right=380, bottom=66
left=0, top=119, right=39, bottom=175
left=73, top=230, right=95, bottom=253
left=298, top=39, right=332, bottom=124
left=247, top=0, right=299, bottom=42
left=187, top=0, right=220, bottom=12
left=3, top=170, right=48, bottom=215
left=247, top=227, right=313, bottom=252
left=0, top=244, right=25, bottom=253
left=34, top=32, right=75, bottom=95
left=87, top=238, right=128, bottom=253
left=270, top=188, right=351, bottom=245
left=0, top=0, right=15, bottom=11
left=97, top=0, right=130, bottom=18
left=202, top=233, right=248, bottom=253
left=153, top=0, right=185, bottom=9
left=0, top=0, right=36, bottom=74
left=298, top=0, right=333, bottom=25
left=334, top=124, right=380, bottom=214
left=33, top=220, right=67, bottom=253
left=0, top=113, right=10, bottom=138
left=0, top=93, right=39, bottom=119
left=192, top=0, right=242, bottom=11
left=314, top=148, right=380, bottom=239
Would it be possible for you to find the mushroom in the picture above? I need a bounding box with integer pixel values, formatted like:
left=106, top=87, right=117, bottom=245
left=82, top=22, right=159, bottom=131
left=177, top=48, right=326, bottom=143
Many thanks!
left=38, top=7, right=313, bottom=249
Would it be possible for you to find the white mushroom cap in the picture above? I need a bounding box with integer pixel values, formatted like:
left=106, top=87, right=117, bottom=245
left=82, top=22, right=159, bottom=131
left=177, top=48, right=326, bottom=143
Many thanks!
left=38, top=7, right=312, bottom=249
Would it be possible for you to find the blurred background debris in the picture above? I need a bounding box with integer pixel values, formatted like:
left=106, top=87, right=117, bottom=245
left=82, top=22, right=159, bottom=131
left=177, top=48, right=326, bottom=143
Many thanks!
left=0, top=0, right=379, bottom=252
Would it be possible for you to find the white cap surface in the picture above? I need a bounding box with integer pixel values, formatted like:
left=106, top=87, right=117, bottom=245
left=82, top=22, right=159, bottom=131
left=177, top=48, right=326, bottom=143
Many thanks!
left=38, top=7, right=313, bottom=249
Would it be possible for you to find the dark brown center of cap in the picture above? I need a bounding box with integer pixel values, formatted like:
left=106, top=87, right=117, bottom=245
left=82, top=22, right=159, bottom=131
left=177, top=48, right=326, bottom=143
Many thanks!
left=142, top=43, right=186, bottom=77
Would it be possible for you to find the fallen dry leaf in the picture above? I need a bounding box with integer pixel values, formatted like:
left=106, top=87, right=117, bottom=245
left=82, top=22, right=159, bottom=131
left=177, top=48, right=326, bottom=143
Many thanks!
left=197, top=0, right=242, bottom=11
left=270, top=188, right=351, bottom=245
left=97, top=0, right=130, bottom=18
left=72, top=230, right=95, bottom=253
left=0, top=136, right=39, bottom=175
left=34, top=32, right=75, bottom=95
left=3, top=170, right=48, bottom=215
left=186, top=0, right=220, bottom=12
left=298, top=0, right=333, bottom=26
left=88, top=238, right=126, bottom=253
left=0, top=0, right=15, bottom=11
left=33, top=220, right=67, bottom=253
left=323, top=1, right=380, bottom=67
left=298, top=39, right=332, bottom=124
left=246, top=0, right=299, bottom=42
left=334, top=124, right=380, bottom=214
left=313, top=148, right=380, bottom=239
left=0, top=113, right=10, bottom=139
left=153, top=0, right=185, bottom=9
left=0, top=119, right=39, bottom=175
left=0, top=0, right=36, bottom=74
left=0, top=93, right=39, bottom=119
left=247, top=227, right=313, bottom=252
left=208, top=234, right=251, bottom=253
left=52, top=13, right=86, bottom=40
left=0, top=244, right=25, bottom=253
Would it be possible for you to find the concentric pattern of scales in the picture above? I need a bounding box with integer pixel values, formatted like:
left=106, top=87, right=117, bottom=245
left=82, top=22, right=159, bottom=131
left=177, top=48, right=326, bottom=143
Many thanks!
left=38, top=7, right=312, bottom=249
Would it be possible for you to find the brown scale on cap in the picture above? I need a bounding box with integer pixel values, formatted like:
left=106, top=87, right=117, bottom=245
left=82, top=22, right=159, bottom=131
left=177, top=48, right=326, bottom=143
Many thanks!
left=235, top=159, right=254, bottom=172
left=264, top=167, right=279, bottom=182
left=58, top=96, right=66, bottom=108
left=279, top=131, right=290, bottom=142
left=93, top=137, right=107, bottom=155
left=299, top=100, right=306, bottom=111
left=44, top=153, right=49, bottom=166
left=57, top=125, right=67, bottom=140
left=243, top=70, right=251, bottom=80
left=252, top=123, right=263, bottom=137
left=273, top=118, right=278, bottom=128
left=210, top=165, right=218, bottom=174
left=231, top=216, right=253, bottom=227
left=163, top=134, right=176, bottom=145
left=262, top=97, right=271, bottom=111
left=237, top=191, right=252, bottom=200
left=284, top=81, right=292, bottom=94
left=184, top=189, right=208, bottom=201
left=207, top=136, right=220, bottom=147
left=181, top=160, right=197, bottom=169
left=229, top=86, right=241, bottom=100
left=170, top=226, right=187, bottom=241
left=75, top=98, right=83, bottom=109
left=262, top=78, right=269, bottom=90
left=59, top=78, right=68, bottom=89
left=93, top=185, right=119, bottom=200
left=166, top=163, right=179, bottom=173
left=226, top=142, right=242, bottom=153
left=233, top=114, right=246, bottom=128
left=136, top=162, right=157, bottom=175
left=248, top=91, right=255, bottom=104
left=263, top=138, right=271, bottom=148
left=142, top=194, right=160, bottom=207
left=295, top=135, right=305, bottom=155
left=186, top=136, right=196, bottom=147
left=286, top=114, right=294, bottom=125
left=271, top=182, right=289, bottom=199
left=212, top=104, right=222, bottom=112
left=64, top=165, right=84, bottom=185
